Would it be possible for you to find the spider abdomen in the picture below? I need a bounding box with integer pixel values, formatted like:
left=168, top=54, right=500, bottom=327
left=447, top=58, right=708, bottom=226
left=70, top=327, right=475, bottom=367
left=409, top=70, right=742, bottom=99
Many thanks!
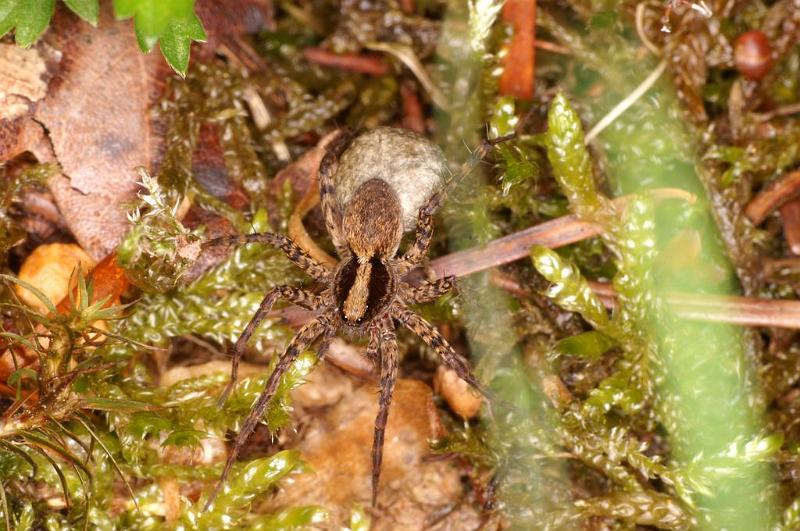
left=334, top=126, right=449, bottom=232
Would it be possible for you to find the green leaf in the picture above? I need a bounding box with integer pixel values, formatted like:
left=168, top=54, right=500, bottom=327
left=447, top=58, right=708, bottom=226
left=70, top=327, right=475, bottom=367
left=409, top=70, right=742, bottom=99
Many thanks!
left=127, top=411, right=171, bottom=440
left=14, top=502, right=34, bottom=531
left=585, top=368, right=645, bottom=416
left=778, top=497, right=800, bottom=531
left=6, top=368, right=38, bottom=387
left=112, top=0, right=205, bottom=76
left=63, top=0, right=98, bottom=25
left=111, top=0, right=136, bottom=18
left=554, top=331, right=616, bottom=360
left=158, top=13, right=206, bottom=77
left=0, top=0, right=55, bottom=47
left=0, top=273, right=58, bottom=315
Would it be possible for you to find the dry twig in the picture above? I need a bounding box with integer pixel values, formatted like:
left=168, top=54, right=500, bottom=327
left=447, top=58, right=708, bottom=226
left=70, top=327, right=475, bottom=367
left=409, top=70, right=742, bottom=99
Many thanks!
left=745, top=170, right=800, bottom=225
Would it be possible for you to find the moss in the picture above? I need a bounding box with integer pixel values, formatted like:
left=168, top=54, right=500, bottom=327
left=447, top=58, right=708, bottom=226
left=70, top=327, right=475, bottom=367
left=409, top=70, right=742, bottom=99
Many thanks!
left=4, top=0, right=800, bottom=527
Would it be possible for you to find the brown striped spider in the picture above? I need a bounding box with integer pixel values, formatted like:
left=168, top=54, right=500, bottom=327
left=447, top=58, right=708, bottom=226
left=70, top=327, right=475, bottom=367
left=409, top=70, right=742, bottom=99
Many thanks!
left=204, top=127, right=501, bottom=508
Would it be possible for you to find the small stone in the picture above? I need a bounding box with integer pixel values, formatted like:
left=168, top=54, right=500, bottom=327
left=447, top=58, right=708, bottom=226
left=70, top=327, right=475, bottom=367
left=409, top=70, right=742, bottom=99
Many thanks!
left=15, top=243, right=95, bottom=313
left=434, top=365, right=483, bottom=419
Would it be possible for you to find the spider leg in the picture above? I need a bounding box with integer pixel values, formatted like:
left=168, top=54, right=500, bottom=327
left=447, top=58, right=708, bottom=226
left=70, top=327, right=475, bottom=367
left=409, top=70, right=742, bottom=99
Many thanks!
left=318, top=130, right=353, bottom=258
left=203, top=233, right=331, bottom=281
left=395, top=304, right=490, bottom=400
left=205, top=314, right=330, bottom=510
left=217, top=286, right=322, bottom=405
left=316, top=324, right=338, bottom=362
left=396, top=193, right=438, bottom=274
left=400, top=276, right=456, bottom=304
left=365, top=324, right=381, bottom=366
left=371, top=321, right=398, bottom=507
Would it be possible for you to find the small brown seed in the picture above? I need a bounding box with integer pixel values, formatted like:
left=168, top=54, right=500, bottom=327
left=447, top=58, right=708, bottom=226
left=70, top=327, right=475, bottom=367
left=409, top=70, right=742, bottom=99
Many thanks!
left=15, top=243, right=95, bottom=313
left=734, top=30, right=772, bottom=80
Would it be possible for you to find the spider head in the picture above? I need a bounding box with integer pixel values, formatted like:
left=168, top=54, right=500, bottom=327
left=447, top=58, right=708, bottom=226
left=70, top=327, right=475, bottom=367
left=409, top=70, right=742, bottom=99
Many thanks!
left=334, top=178, right=402, bottom=327
left=342, top=178, right=403, bottom=259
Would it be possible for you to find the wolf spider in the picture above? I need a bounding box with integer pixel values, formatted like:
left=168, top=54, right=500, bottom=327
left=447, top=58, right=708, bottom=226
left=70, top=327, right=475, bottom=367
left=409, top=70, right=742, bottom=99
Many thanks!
left=204, top=129, right=499, bottom=508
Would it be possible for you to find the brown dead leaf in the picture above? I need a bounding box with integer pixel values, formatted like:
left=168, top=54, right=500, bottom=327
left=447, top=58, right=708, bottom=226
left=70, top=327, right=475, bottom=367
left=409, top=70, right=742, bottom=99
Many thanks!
left=34, top=6, right=169, bottom=260
left=269, top=130, right=341, bottom=207
left=0, top=45, right=52, bottom=121
left=192, top=123, right=249, bottom=210
left=195, top=0, right=275, bottom=71
left=2, top=1, right=275, bottom=261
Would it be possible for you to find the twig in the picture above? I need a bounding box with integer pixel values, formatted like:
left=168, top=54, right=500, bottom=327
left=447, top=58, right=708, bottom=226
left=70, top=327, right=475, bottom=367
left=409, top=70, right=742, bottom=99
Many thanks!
left=764, top=257, right=800, bottom=275
left=745, top=170, right=800, bottom=225
left=499, top=0, right=536, bottom=100
left=181, top=334, right=226, bottom=359
left=534, top=40, right=569, bottom=55
left=303, top=47, right=390, bottom=76
left=425, top=188, right=694, bottom=279
left=430, top=212, right=600, bottom=279
left=496, top=273, right=800, bottom=330
left=780, top=200, right=800, bottom=255
left=665, top=292, right=800, bottom=329
left=400, top=82, right=426, bottom=134
left=241, top=86, right=271, bottom=130
left=752, top=102, right=800, bottom=122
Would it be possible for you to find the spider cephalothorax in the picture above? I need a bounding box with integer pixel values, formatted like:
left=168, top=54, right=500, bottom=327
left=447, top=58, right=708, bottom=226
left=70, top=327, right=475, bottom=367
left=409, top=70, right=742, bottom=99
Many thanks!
left=204, top=127, right=492, bottom=508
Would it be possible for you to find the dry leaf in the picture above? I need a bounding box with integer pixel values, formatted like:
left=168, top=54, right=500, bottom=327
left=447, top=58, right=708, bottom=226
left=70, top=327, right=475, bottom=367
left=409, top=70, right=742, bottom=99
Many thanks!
left=35, top=6, right=168, bottom=260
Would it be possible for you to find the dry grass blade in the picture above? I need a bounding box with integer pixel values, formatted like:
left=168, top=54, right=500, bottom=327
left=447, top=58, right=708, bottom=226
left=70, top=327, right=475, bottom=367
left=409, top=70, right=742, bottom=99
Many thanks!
left=75, top=416, right=141, bottom=511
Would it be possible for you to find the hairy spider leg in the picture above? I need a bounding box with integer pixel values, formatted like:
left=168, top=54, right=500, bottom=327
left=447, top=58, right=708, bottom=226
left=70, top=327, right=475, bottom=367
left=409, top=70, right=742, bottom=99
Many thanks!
left=204, top=314, right=330, bottom=511
left=395, top=304, right=490, bottom=400
left=400, top=277, right=456, bottom=304
left=371, top=322, right=398, bottom=507
left=365, top=323, right=381, bottom=365
left=316, top=325, right=337, bottom=362
left=318, top=130, right=354, bottom=258
left=217, top=286, right=323, bottom=405
left=203, top=233, right=333, bottom=281
left=396, top=198, right=436, bottom=273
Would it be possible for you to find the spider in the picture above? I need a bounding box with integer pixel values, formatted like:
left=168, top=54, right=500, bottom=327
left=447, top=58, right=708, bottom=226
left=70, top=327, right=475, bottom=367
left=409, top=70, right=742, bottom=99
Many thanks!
left=204, top=127, right=501, bottom=508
